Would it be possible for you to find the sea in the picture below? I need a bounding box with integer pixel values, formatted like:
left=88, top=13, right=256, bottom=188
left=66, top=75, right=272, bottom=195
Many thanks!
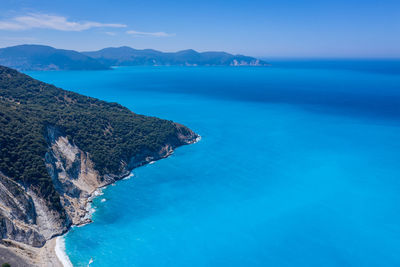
left=27, top=59, right=400, bottom=267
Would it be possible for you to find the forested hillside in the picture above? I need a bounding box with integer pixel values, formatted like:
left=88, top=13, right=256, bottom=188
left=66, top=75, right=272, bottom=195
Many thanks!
left=0, top=45, right=109, bottom=71
left=0, top=65, right=196, bottom=213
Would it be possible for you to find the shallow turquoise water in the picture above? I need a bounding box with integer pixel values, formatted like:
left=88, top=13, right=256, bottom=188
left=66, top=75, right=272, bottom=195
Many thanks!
left=28, top=62, right=400, bottom=266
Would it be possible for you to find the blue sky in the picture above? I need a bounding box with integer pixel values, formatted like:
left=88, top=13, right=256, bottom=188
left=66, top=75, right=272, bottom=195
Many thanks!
left=0, top=0, right=399, bottom=58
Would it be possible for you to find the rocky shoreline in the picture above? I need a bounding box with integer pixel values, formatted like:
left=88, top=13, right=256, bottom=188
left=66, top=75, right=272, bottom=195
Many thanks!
left=0, top=125, right=199, bottom=266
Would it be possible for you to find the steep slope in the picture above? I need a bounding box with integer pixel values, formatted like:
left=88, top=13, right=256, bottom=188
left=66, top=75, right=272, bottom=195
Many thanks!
left=0, top=65, right=198, bottom=260
left=0, top=44, right=269, bottom=70
left=83, top=46, right=269, bottom=66
left=0, top=45, right=109, bottom=71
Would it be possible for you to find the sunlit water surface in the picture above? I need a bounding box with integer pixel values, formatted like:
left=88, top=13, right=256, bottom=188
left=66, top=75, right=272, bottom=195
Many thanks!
left=28, top=61, right=400, bottom=266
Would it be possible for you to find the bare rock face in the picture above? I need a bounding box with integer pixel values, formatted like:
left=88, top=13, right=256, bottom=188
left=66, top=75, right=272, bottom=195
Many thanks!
left=0, top=173, right=46, bottom=247
left=0, top=64, right=200, bottom=265
left=174, top=123, right=199, bottom=145
left=0, top=169, right=70, bottom=248
left=0, top=123, right=198, bottom=256
left=44, top=124, right=198, bottom=226
left=27, top=191, right=68, bottom=241
left=45, top=126, right=105, bottom=225
left=0, top=126, right=102, bottom=249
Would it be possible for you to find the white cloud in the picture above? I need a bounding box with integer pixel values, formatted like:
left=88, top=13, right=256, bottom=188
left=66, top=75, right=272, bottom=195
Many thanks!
left=126, top=30, right=175, bottom=37
left=105, top=31, right=117, bottom=36
left=0, top=13, right=126, bottom=31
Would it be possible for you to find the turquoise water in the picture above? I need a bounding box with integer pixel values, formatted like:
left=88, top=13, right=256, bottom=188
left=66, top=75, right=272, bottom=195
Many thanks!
left=28, top=62, right=400, bottom=266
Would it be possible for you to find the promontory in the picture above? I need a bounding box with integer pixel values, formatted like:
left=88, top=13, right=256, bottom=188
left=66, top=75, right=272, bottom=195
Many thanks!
left=0, top=65, right=198, bottom=266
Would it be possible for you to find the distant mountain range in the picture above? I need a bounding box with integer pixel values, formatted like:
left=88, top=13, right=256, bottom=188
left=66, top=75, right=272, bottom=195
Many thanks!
left=0, top=45, right=109, bottom=71
left=0, top=64, right=197, bottom=263
left=83, top=46, right=269, bottom=67
left=0, top=45, right=269, bottom=71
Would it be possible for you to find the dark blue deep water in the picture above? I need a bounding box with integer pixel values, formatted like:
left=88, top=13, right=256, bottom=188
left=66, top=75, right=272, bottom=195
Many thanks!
left=28, top=60, right=400, bottom=266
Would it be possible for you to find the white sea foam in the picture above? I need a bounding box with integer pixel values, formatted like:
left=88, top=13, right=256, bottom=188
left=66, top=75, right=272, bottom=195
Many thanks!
left=101, top=198, right=106, bottom=203
left=55, top=236, right=73, bottom=267
left=149, top=161, right=156, bottom=164
left=83, top=188, right=104, bottom=218
left=123, top=173, right=135, bottom=180
left=92, top=188, right=104, bottom=197
left=82, top=201, right=96, bottom=221
left=195, top=135, right=202, bottom=143
left=89, top=207, right=96, bottom=215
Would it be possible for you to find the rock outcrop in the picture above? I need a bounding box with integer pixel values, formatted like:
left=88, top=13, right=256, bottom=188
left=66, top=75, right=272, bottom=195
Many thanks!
left=0, top=64, right=199, bottom=265
left=0, top=173, right=46, bottom=247
left=0, top=123, right=198, bottom=265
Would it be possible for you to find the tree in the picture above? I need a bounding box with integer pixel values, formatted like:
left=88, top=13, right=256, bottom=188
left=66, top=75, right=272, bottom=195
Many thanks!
left=0, top=65, right=194, bottom=219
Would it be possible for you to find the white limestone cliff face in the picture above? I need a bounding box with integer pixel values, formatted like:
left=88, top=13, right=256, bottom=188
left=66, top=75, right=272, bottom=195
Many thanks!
left=45, top=126, right=105, bottom=226
left=0, top=172, right=46, bottom=247
left=0, top=126, right=104, bottom=251
left=0, top=123, right=198, bottom=265
left=230, top=59, right=268, bottom=66
left=0, top=172, right=69, bottom=248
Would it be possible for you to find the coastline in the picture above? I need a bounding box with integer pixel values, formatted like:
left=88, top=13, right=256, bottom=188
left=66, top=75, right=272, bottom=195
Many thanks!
left=55, top=236, right=73, bottom=267
left=53, top=171, right=132, bottom=267
left=0, top=134, right=200, bottom=266
left=54, top=135, right=201, bottom=266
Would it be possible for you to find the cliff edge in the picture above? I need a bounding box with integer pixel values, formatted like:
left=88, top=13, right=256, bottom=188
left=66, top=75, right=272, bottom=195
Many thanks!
left=0, top=65, right=198, bottom=265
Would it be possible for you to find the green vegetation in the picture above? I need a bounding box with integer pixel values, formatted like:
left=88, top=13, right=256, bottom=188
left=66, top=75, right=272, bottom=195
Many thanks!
left=2, top=263, right=11, bottom=267
left=0, top=65, right=186, bottom=213
left=0, top=44, right=268, bottom=71
left=0, top=44, right=109, bottom=71
left=84, top=46, right=269, bottom=66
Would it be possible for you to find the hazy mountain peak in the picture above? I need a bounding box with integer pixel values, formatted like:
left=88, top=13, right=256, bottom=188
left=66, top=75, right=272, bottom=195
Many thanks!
left=0, top=44, right=110, bottom=71
left=0, top=44, right=269, bottom=70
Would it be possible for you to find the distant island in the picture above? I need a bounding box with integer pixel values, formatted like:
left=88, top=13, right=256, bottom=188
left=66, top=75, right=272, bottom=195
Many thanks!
left=0, top=45, right=109, bottom=71
left=0, top=65, right=198, bottom=265
left=83, top=46, right=269, bottom=67
left=0, top=44, right=269, bottom=71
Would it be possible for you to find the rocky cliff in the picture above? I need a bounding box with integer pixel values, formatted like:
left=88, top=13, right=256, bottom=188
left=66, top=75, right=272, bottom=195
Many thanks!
left=0, top=65, right=199, bottom=265
left=0, top=123, right=197, bottom=265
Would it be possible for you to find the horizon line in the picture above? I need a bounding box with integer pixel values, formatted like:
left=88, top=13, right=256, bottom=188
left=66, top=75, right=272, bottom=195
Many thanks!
left=1, top=43, right=399, bottom=60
